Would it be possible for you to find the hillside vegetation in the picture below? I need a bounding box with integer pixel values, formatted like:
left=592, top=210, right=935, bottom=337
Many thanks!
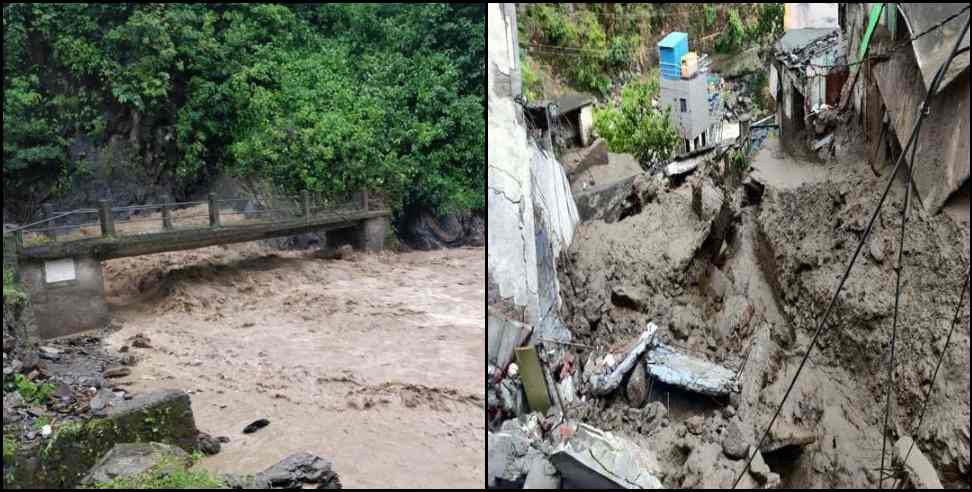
left=3, top=4, right=484, bottom=220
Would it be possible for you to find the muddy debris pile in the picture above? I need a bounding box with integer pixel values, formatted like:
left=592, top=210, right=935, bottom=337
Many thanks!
left=489, top=121, right=969, bottom=489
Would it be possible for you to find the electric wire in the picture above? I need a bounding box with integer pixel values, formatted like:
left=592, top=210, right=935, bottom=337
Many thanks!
left=729, top=14, right=971, bottom=489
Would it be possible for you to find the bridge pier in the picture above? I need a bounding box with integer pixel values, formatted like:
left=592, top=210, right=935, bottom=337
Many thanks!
left=352, top=216, right=389, bottom=252
left=19, top=256, right=109, bottom=340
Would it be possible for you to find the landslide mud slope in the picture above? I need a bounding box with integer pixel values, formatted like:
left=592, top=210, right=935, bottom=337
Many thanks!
left=556, top=136, right=969, bottom=488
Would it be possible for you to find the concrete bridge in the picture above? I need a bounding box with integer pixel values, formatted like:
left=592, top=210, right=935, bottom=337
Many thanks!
left=4, top=191, right=390, bottom=340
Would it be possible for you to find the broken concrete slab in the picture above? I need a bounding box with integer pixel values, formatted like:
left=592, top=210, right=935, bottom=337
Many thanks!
left=550, top=423, right=662, bottom=489
left=587, top=324, right=658, bottom=397
left=894, top=436, right=944, bottom=489
left=489, top=416, right=548, bottom=488
left=488, top=311, right=533, bottom=370
left=572, top=175, right=638, bottom=223
left=645, top=343, right=739, bottom=398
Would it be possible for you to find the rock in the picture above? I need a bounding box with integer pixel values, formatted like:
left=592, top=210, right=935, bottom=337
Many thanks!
left=41, top=424, right=53, bottom=438
left=625, top=363, right=648, bottom=408
left=90, top=388, right=115, bottom=415
left=750, top=448, right=771, bottom=480
left=103, top=367, right=131, bottom=379
left=632, top=173, right=659, bottom=204
left=81, top=442, right=192, bottom=487
left=523, top=458, right=561, bottom=489
left=221, top=473, right=271, bottom=489
left=725, top=405, right=736, bottom=418
left=671, top=305, right=703, bottom=341
left=217, top=436, right=231, bottom=444
left=686, top=416, right=705, bottom=436
left=894, top=436, right=944, bottom=489
left=723, top=419, right=750, bottom=460
left=131, top=334, right=152, bottom=349
left=869, top=237, right=885, bottom=264
left=197, top=432, right=222, bottom=456
left=39, top=346, right=62, bottom=361
left=255, top=452, right=341, bottom=489
left=763, top=423, right=816, bottom=453
left=243, top=419, right=271, bottom=434
left=707, top=267, right=732, bottom=301
left=335, top=245, right=354, bottom=260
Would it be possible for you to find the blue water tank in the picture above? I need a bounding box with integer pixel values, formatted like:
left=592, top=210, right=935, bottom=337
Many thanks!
left=658, top=32, right=689, bottom=81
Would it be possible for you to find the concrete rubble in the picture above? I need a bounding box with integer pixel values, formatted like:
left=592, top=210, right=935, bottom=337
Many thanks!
left=550, top=423, right=663, bottom=489
left=586, top=323, right=739, bottom=399
left=645, top=343, right=739, bottom=398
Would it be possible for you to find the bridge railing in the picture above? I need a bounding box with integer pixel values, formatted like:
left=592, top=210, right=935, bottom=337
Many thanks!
left=8, top=189, right=377, bottom=250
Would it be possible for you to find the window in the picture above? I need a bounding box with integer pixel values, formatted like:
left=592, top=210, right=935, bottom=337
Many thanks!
left=680, top=98, right=687, bottom=113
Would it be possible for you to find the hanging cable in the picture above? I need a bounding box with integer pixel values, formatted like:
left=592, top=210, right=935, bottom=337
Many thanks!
left=878, top=95, right=918, bottom=491
left=889, top=271, right=970, bottom=489
left=730, top=14, right=971, bottom=490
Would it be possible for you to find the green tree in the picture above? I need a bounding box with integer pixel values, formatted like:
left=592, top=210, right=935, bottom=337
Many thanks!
left=2, top=3, right=484, bottom=219
left=593, top=78, right=680, bottom=169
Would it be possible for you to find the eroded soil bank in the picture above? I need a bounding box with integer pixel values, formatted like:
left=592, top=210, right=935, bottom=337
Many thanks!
left=100, top=244, right=486, bottom=489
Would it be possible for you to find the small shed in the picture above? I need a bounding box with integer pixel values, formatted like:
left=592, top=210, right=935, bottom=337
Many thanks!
left=553, top=94, right=595, bottom=148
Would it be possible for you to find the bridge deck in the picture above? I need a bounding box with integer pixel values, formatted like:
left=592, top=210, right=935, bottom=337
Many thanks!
left=17, top=209, right=390, bottom=261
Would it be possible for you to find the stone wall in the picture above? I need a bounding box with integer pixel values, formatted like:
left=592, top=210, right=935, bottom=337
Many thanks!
left=19, top=256, right=109, bottom=340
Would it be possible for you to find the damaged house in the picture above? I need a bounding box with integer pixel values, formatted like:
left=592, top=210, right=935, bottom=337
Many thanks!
left=850, top=3, right=970, bottom=213
left=771, top=26, right=848, bottom=153
left=552, top=94, right=595, bottom=149
left=774, top=3, right=970, bottom=212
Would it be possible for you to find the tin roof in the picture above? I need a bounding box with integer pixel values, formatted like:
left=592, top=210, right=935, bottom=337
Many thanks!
left=658, top=32, right=689, bottom=49
left=554, top=94, right=594, bottom=115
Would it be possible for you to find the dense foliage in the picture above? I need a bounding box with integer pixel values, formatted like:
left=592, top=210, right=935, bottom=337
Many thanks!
left=519, top=4, right=640, bottom=96
left=592, top=77, right=680, bottom=168
left=716, top=4, right=784, bottom=53
left=2, top=4, right=484, bottom=217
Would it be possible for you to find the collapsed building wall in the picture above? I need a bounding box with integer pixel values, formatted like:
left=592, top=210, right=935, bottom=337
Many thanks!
left=487, top=3, right=579, bottom=332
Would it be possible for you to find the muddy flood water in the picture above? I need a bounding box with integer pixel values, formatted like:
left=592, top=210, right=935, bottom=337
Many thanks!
left=100, top=244, right=485, bottom=489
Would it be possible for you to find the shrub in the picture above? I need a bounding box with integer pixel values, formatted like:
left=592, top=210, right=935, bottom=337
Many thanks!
left=593, top=78, right=680, bottom=169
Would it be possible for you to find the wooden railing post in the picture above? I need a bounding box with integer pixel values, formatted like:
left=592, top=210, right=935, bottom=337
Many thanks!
left=361, top=190, right=369, bottom=212
left=162, top=204, right=173, bottom=231
left=209, top=194, right=221, bottom=229
left=302, top=190, right=311, bottom=219
left=99, top=200, right=115, bottom=237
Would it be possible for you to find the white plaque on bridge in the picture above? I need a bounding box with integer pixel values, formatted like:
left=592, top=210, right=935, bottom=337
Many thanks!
left=45, top=258, right=77, bottom=284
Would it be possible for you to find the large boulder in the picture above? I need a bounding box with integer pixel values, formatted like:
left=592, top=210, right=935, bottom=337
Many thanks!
left=255, top=452, right=342, bottom=489
left=14, top=389, right=200, bottom=489
left=81, top=442, right=192, bottom=487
